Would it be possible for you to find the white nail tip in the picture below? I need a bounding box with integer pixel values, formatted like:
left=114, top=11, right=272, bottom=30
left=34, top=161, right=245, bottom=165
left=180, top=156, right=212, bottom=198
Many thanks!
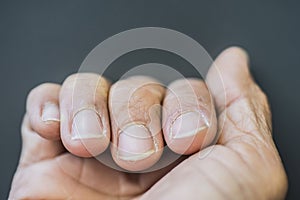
left=117, top=124, right=155, bottom=161
left=71, top=132, right=105, bottom=140
left=42, top=118, right=60, bottom=123
left=118, top=149, right=155, bottom=161
left=172, top=125, right=208, bottom=139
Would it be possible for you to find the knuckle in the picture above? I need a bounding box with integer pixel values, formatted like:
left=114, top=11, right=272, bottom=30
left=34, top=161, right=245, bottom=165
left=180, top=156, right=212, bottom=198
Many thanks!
left=64, top=73, right=96, bottom=84
left=127, top=75, right=159, bottom=82
left=129, top=88, right=154, bottom=109
left=63, top=73, right=109, bottom=90
left=168, top=78, right=190, bottom=88
left=27, top=83, right=58, bottom=103
left=28, top=83, right=49, bottom=96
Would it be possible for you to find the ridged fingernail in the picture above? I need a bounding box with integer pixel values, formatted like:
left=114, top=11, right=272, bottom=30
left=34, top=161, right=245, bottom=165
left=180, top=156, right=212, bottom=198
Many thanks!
left=72, top=109, right=104, bottom=140
left=42, top=102, right=60, bottom=122
left=118, top=124, right=154, bottom=161
left=171, top=111, right=209, bottom=139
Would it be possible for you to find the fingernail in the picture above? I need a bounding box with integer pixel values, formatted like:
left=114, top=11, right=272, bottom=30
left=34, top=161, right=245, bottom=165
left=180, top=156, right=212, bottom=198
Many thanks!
left=42, top=102, right=60, bottom=122
left=72, top=109, right=104, bottom=140
left=171, top=111, right=209, bottom=139
left=118, top=124, right=155, bottom=161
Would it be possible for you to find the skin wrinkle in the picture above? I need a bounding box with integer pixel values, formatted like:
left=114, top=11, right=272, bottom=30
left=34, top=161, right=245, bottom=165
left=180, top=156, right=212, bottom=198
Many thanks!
left=74, top=159, right=85, bottom=198
left=189, top=161, right=229, bottom=199
left=213, top=145, right=252, bottom=183
left=208, top=156, right=250, bottom=198
left=129, top=89, right=156, bottom=124
left=53, top=157, right=84, bottom=198
left=79, top=158, right=167, bottom=198
left=54, top=156, right=125, bottom=199
left=214, top=146, right=259, bottom=199
left=219, top=111, right=278, bottom=200
left=219, top=153, right=263, bottom=199
left=19, top=119, right=65, bottom=168
left=11, top=48, right=288, bottom=199
left=208, top=156, right=254, bottom=199
left=15, top=163, right=56, bottom=199
left=225, top=142, right=267, bottom=197
left=228, top=135, right=279, bottom=194
left=220, top=95, right=272, bottom=155
left=223, top=111, right=270, bottom=167
left=248, top=92, right=270, bottom=136
left=222, top=85, right=280, bottom=166
left=215, top=87, right=242, bottom=116
left=118, top=173, right=144, bottom=198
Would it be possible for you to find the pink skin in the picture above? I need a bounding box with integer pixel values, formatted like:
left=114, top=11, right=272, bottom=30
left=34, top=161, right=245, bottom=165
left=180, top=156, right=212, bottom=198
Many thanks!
left=10, top=47, right=287, bottom=199
left=163, top=78, right=217, bottom=155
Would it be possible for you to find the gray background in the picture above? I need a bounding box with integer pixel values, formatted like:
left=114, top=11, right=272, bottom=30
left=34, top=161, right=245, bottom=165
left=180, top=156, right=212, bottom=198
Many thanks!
left=0, top=0, right=299, bottom=199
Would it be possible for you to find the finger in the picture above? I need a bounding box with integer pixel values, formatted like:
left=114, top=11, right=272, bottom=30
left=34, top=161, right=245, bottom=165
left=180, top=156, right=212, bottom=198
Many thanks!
left=26, top=83, right=61, bottom=140
left=109, top=76, right=165, bottom=171
left=205, top=47, right=287, bottom=196
left=141, top=146, right=277, bottom=200
left=19, top=114, right=64, bottom=167
left=163, top=78, right=217, bottom=155
left=11, top=156, right=109, bottom=200
left=141, top=147, right=236, bottom=200
left=11, top=153, right=180, bottom=199
left=23, top=83, right=63, bottom=165
left=206, top=46, right=252, bottom=114
left=60, top=73, right=111, bottom=157
left=142, top=142, right=287, bottom=199
left=143, top=47, right=287, bottom=200
left=206, top=46, right=272, bottom=144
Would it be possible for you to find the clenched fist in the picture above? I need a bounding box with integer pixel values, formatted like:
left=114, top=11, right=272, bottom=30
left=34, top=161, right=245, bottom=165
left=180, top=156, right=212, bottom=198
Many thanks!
left=9, top=47, right=287, bottom=199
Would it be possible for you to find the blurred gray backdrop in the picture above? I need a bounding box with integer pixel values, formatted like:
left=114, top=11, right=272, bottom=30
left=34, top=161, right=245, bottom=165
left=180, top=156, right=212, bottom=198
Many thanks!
left=0, top=0, right=299, bottom=199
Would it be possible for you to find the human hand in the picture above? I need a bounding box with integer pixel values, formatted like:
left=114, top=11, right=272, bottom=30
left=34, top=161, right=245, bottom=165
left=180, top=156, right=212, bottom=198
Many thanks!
left=9, top=47, right=287, bottom=199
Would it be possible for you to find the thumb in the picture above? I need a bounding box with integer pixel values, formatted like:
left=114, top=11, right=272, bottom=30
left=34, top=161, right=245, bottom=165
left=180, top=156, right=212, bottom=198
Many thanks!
left=19, top=83, right=65, bottom=167
left=206, top=46, right=273, bottom=146
left=141, top=47, right=287, bottom=200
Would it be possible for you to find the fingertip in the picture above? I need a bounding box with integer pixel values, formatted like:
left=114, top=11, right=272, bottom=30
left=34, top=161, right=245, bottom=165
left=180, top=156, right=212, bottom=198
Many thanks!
left=60, top=132, right=110, bottom=157
left=220, top=46, right=249, bottom=59
left=163, top=78, right=217, bottom=155
left=111, top=144, right=163, bottom=171
left=214, top=46, right=250, bottom=76
left=206, top=46, right=253, bottom=113
left=109, top=76, right=165, bottom=171
left=61, top=108, right=110, bottom=157
left=59, top=73, right=111, bottom=158
left=26, top=83, right=61, bottom=140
